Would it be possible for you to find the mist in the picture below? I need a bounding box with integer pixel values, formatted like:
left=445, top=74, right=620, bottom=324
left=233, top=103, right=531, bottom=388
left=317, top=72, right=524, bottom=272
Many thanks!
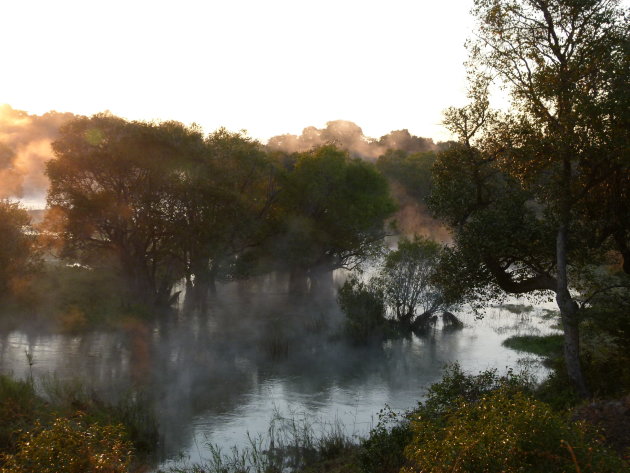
left=266, top=120, right=437, bottom=160
left=0, top=105, right=77, bottom=203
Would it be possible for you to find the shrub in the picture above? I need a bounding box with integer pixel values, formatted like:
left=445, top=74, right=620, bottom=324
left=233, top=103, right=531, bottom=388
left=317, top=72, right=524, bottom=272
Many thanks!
left=359, top=407, right=412, bottom=473
left=0, top=375, right=43, bottom=454
left=0, top=416, right=134, bottom=473
left=40, top=375, right=159, bottom=455
left=421, top=363, right=533, bottom=417
left=338, top=276, right=386, bottom=342
left=402, top=388, right=626, bottom=473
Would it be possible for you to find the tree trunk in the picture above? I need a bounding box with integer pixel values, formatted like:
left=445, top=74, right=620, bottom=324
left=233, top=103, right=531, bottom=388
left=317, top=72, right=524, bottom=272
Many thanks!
left=556, top=225, right=590, bottom=398
left=186, top=259, right=217, bottom=314
left=121, top=254, right=154, bottom=307
left=288, top=266, right=309, bottom=295
left=310, top=265, right=335, bottom=299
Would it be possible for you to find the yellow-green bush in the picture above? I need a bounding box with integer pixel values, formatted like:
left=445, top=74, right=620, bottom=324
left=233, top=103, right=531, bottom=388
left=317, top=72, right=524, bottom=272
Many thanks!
left=402, top=388, right=626, bottom=473
left=0, top=417, right=134, bottom=473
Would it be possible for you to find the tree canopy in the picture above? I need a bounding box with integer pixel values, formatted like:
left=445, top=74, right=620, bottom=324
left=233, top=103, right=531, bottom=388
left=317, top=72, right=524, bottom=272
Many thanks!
left=429, top=0, right=629, bottom=396
left=0, top=200, right=39, bottom=300
left=271, top=145, right=396, bottom=294
left=47, top=114, right=205, bottom=306
left=46, top=116, right=396, bottom=307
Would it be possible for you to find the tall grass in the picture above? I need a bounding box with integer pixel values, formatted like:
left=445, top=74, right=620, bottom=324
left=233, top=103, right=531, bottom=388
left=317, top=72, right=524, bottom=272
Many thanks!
left=163, top=408, right=357, bottom=473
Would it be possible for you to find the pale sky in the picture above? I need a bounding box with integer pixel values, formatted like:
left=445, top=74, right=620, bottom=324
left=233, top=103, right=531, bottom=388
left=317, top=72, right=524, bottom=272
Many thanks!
left=0, top=0, right=475, bottom=142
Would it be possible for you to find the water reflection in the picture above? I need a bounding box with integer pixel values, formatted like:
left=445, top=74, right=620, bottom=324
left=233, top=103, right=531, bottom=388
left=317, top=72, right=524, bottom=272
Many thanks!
left=0, top=292, right=557, bottom=467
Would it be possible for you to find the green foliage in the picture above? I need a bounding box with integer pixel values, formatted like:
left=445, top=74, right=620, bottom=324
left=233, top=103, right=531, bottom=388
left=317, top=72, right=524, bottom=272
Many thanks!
left=40, top=375, right=159, bottom=455
left=502, top=334, right=564, bottom=358
left=0, top=375, right=43, bottom=454
left=338, top=276, right=386, bottom=342
left=430, top=0, right=629, bottom=394
left=0, top=417, right=133, bottom=473
left=420, top=363, right=533, bottom=418
left=428, top=141, right=556, bottom=306
left=275, top=145, right=396, bottom=272
left=402, top=388, right=626, bottom=473
left=377, top=236, right=448, bottom=326
left=47, top=114, right=204, bottom=307
left=339, top=236, right=454, bottom=337
left=0, top=372, right=156, bottom=467
left=0, top=200, right=39, bottom=302
left=30, top=263, right=130, bottom=329
left=176, top=128, right=279, bottom=293
left=376, top=149, right=436, bottom=201
left=359, top=407, right=412, bottom=473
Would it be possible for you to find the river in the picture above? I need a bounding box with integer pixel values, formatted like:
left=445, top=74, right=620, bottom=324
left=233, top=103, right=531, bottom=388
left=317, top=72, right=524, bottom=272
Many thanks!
left=0, top=282, right=558, bottom=469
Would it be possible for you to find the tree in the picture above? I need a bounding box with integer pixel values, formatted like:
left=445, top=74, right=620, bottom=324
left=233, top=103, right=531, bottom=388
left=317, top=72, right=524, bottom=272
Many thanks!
left=47, top=114, right=204, bottom=307
left=377, top=236, right=451, bottom=330
left=175, top=128, right=280, bottom=311
left=430, top=0, right=629, bottom=396
left=339, top=236, right=456, bottom=337
left=338, top=275, right=387, bottom=342
left=376, top=149, right=436, bottom=202
left=0, top=200, right=39, bottom=301
left=273, top=145, right=396, bottom=295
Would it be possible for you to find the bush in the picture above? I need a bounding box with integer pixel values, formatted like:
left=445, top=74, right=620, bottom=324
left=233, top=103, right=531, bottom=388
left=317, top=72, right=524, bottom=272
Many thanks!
left=338, top=276, right=386, bottom=342
left=40, top=375, right=159, bottom=455
left=359, top=407, right=412, bottom=473
left=359, top=365, right=533, bottom=473
left=0, top=416, right=134, bottom=473
left=402, top=388, right=626, bottom=473
left=421, top=363, right=533, bottom=417
left=0, top=375, right=43, bottom=454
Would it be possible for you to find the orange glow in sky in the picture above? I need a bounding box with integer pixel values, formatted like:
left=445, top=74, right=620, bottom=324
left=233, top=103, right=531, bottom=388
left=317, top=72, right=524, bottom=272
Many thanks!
left=0, top=0, right=476, bottom=142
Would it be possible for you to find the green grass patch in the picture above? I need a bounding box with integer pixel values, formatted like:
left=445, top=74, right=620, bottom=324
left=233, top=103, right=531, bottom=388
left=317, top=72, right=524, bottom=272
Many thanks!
left=500, top=303, right=535, bottom=314
left=502, top=334, right=564, bottom=357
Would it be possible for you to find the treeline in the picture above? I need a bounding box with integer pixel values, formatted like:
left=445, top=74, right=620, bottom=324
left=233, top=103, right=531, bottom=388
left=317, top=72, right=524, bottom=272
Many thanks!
left=36, top=115, right=399, bottom=309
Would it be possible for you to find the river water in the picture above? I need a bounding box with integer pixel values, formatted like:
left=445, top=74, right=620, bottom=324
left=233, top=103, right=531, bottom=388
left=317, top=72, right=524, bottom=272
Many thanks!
left=0, top=282, right=558, bottom=469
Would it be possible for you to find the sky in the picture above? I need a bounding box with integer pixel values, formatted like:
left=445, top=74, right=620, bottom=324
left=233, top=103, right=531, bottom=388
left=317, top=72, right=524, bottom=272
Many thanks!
left=0, top=0, right=475, bottom=143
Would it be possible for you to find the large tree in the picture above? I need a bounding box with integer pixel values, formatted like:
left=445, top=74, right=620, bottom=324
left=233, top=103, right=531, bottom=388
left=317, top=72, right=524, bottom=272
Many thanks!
left=430, top=0, right=628, bottom=396
left=273, top=145, right=396, bottom=295
left=175, top=128, right=281, bottom=311
left=47, top=114, right=204, bottom=307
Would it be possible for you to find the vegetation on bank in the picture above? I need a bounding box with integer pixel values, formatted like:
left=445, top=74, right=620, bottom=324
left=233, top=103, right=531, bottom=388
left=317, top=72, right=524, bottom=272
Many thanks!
left=157, top=364, right=628, bottom=473
left=502, top=334, right=564, bottom=358
left=1, top=355, right=628, bottom=472
left=0, top=373, right=157, bottom=472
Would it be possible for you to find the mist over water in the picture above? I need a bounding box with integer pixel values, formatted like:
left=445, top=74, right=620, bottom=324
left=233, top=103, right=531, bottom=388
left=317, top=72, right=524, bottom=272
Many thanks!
left=0, top=273, right=557, bottom=469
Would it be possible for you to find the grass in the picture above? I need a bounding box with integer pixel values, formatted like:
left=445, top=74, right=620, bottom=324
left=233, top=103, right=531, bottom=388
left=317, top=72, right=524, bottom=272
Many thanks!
left=499, top=303, right=535, bottom=314
left=502, top=334, right=564, bottom=358
left=162, top=408, right=358, bottom=473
